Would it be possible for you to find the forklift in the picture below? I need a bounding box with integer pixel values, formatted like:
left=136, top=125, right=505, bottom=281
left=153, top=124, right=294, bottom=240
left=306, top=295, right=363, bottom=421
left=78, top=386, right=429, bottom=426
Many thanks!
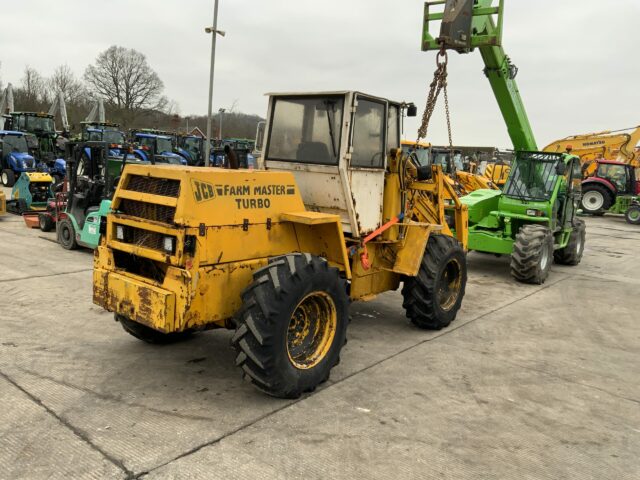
left=46, top=141, right=130, bottom=249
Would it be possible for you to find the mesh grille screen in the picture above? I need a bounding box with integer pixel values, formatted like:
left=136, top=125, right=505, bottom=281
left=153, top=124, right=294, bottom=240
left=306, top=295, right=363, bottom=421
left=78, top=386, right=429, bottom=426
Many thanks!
left=126, top=175, right=180, bottom=198
left=120, top=199, right=175, bottom=224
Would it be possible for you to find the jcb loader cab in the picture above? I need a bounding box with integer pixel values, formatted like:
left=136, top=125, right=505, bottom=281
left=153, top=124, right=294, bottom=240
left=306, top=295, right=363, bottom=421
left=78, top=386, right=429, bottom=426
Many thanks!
left=93, top=91, right=469, bottom=398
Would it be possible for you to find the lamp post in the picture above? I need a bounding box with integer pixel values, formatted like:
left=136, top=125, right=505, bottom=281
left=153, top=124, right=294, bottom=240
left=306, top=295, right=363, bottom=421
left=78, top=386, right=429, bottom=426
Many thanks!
left=203, top=0, right=225, bottom=167
left=218, top=108, right=226, bottom=140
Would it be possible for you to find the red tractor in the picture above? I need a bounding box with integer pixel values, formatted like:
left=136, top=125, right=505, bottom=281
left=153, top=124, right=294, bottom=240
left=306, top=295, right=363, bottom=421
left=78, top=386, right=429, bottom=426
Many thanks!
left=580, top=160, right=640, bottom=224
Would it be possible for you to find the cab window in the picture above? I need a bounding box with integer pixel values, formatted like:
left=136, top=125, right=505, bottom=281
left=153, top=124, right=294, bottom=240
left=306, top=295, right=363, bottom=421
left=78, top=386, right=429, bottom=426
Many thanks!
left=351, top=98, right=385, bottom=168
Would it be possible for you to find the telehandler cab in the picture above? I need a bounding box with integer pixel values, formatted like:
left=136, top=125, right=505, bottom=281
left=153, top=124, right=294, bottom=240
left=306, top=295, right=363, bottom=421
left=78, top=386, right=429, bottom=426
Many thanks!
left=93, top=91, right=469, bottom=398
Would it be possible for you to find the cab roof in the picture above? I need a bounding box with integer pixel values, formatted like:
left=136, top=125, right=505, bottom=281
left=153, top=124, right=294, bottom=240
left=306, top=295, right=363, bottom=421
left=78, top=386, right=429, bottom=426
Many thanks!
left=265, top=90, right=404, bottom=106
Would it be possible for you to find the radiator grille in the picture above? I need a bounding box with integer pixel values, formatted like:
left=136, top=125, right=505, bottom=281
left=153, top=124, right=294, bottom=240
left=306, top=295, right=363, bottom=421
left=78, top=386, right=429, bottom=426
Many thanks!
left=120, top=199, right=175, bottom=224
left=126, top=175, right=180, bottom=198
left=118, top=225, right=174, bottom=253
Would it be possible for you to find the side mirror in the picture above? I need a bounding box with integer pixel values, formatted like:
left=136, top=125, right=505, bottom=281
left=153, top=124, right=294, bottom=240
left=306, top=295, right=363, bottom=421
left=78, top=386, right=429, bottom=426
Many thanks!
left=416, top=165, right=432, bottom=181
left=406, top=104, right=418, bottom=117
left=556, top=162, right=567, bottom=176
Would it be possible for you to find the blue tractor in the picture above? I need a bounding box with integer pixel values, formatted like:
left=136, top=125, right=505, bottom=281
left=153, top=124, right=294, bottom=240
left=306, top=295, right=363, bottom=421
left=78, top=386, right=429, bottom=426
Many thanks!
left=4, top=112, right=66, bottom=185
left=0, top=131, right=40, bottom=187
left=79, top=122, right=145, bottom=178
left=130, top=130, right=186, bottom=165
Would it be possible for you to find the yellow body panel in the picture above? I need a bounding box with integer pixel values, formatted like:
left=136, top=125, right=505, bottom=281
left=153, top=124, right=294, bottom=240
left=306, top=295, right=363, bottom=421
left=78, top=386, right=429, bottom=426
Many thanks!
left=94, top=156, right=468, bottom=333
left=0, top=191, right=5, bottom=216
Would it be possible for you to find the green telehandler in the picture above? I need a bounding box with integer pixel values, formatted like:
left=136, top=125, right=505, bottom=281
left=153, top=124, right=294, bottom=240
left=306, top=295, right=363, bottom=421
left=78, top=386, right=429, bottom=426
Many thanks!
left=422, top=0, right=585, bottom=283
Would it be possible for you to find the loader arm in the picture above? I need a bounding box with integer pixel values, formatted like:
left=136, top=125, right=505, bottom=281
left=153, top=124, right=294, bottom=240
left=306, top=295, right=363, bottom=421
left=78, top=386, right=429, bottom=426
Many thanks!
left=422, top=0, right=537, bottom=151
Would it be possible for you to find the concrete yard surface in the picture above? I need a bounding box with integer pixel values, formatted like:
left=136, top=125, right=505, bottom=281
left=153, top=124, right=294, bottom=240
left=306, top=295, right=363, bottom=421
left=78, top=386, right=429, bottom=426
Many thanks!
left=0, top=192, right=639, bottom=479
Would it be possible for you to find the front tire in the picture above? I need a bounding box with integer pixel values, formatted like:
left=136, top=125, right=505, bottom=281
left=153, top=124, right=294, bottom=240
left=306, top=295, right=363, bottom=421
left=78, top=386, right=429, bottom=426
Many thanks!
left=39, top=213, right=55, bottom=232
left=402, top=235, right=467, bottom=330
left=554, top=219, right=586, bottom=265
left=510, top=224, right=554, bottom=284
left=117, top=314, right=193, bottom=344
left=232, top=253, right=349, bottom=399
left=625, top=205, right=640, bottom=225
left=581, top=184, right=612, bottom=215
left=57, top=218, right=78, bottom=250
left=1, top=169, right=16, bottom=187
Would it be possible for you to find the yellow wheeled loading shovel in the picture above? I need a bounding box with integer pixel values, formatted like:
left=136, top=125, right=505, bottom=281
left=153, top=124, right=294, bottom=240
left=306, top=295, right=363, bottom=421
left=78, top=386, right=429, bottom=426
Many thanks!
left=93, top=91, right=469, bottom=398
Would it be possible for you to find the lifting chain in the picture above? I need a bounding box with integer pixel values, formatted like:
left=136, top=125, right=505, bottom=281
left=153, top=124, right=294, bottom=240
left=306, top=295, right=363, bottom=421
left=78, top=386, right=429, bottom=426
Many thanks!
left=416, top=45, right=454, bottom=155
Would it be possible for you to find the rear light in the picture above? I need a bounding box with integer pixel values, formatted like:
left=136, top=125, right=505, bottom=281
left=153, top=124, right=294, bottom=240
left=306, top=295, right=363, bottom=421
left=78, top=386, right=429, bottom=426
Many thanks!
left=116, top=225, right=125, bottom=240
left=163, top=237, right=175, bottom=253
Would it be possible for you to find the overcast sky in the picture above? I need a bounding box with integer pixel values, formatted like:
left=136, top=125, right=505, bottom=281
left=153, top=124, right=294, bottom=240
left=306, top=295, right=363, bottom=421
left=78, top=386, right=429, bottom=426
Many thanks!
left=1, top=0, right=638, bottom=148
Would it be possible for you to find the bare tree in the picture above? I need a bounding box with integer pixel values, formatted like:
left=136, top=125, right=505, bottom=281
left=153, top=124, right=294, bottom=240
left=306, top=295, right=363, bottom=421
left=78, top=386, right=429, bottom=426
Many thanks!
left=48, top=64, right=85, bottom=103
left=84, top=46, right=165, bottom=115
left=21, top=66, right=45, bottom=105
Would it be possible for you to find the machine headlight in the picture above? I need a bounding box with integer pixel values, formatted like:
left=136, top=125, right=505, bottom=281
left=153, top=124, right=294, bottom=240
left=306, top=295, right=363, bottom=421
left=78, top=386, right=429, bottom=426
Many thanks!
left=116, top=225, right=125, bottom=240
left=526, top=209, right=544, bottom=217
left=163, top=237, right=175, bottom=253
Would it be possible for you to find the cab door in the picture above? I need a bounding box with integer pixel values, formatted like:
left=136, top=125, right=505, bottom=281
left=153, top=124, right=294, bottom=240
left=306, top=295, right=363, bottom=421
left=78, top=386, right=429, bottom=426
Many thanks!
left=561, top=158, right=583, bottom=228
left=347, top=94, right=387, bottom=236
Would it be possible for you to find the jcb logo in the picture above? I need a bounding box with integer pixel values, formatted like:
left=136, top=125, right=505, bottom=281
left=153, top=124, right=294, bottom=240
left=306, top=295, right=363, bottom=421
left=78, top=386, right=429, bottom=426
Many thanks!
left=191, top=179, right=216, bottom=203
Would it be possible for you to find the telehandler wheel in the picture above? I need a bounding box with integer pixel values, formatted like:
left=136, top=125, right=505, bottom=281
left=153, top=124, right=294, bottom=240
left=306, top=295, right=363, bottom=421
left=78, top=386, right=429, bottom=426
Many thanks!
left=401, top=235, right=467, bottom=330
left=116, top=314, right=193, bottom=344
left=554, top=219, right=586, bottom=265
left=39, top=213, right=55, bottom=232
left=510, top=224, right=554, bottom=284
left=232, top=253, right=349, bottom=399
left=1, top=169, right=15, bottom=187
left=625, top=205, right=640, bottom=225
left=57, top=218, right=78, bottom=250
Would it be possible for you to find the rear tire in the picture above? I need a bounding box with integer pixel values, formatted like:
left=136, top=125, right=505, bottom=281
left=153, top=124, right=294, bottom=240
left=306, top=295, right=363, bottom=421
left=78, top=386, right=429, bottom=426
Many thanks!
left=117, top=314, right=193, bottom=344
left=625, top=205, right=640, bottom=225
left=232, top=253, right=349, bottom=399
left=57, top=218, right=78, bottom=250
left=581, top=184, right=612, bottom=215
left=402, top=235, right=467, bottom=330
left=554, top=219, right=586, bottom=265
left=1, top=169, right=16, bottom=187
left=510, top=224, right=554, bottom=284
left=39, top=213, right=55, bottom=232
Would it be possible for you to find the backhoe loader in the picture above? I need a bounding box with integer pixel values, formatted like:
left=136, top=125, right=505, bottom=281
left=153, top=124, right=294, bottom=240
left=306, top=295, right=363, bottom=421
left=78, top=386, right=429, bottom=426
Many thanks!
left=93, top=92, right=469, bottom=398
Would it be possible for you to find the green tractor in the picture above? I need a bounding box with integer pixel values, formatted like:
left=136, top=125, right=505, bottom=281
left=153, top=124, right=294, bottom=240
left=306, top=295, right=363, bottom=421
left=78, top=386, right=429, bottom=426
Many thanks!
left=460, top=152, right=585, bottom=284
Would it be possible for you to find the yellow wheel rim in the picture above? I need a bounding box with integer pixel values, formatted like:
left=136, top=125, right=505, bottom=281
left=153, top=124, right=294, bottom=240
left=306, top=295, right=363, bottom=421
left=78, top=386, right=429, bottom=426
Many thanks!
left=438, top=258, right=462, bottom=311
left=286, top=292, right=337, bottom=370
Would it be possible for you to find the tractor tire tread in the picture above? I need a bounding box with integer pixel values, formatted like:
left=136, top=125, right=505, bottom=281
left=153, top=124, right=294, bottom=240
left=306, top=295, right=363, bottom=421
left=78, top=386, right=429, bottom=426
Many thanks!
left=510, top=224, right=553, bottom=284
left=232, top=253, right=348, bottom=399
left=401, top=234, right=467, bottom=330
left=554, top=219, right=586, bottom=265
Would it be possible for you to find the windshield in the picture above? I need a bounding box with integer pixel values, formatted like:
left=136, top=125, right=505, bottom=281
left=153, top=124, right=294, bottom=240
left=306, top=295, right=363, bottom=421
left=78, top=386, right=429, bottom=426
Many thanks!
left=402, top=145, right=430, bottom=167
left=104, top=131, right=125, bottom=144
left=184, top=137, right=201, bottom=151
left=156, top=137, right=173, bottom=153
left=1, top=134, right=29, bottom=153
left=503, top=152, right=562, bottom=201
left=267, top=96, right=344, bottom=165
left=25, top=116, right=55, bottom=133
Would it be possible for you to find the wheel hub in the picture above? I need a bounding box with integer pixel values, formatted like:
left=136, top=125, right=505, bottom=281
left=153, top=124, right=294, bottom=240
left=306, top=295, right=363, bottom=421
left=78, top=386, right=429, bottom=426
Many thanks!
left=583, top=191, right=604, bottom=211
left=437, top=259, right=462, bottom=311
left=287, top=292, right=337, bottom=370
left=540, top=243, right=550, bottom=270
